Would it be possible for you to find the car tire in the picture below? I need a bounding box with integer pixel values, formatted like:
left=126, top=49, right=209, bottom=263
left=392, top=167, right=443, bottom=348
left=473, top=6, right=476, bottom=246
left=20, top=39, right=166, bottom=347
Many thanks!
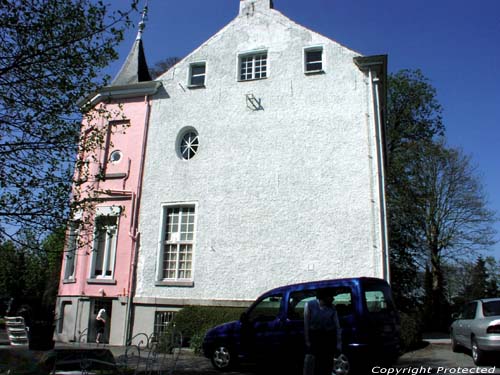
left=211, top=344, right=235, bottom=371
left=471, top=337, right=486, bottom=366
left=333, top=353, right=350, bottom=375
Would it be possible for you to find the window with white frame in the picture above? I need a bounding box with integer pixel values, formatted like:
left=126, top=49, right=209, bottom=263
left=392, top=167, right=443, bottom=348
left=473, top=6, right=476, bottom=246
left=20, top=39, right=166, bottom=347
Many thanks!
left=304, top=47, right=323, bottom=73
left=189, top=62, right=206, bottom=87
left=161, top=206, right=195, bottom=280
left=239, top=52, right=267, bottom=81
left=91, top=214, right=118, bottom=279
left=63, top=223, right=79, bottom=280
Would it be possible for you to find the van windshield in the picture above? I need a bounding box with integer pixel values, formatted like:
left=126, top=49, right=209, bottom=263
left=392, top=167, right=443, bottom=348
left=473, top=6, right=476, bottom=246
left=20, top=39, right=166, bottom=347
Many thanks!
left=363, top=281, right=395, bottom=314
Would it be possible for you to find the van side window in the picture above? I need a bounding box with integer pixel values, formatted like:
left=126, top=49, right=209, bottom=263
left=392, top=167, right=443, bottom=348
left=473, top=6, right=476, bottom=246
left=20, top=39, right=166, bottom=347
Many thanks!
left=288, top=287, right=353, bottom=320
left=247, top=294, right=283, bottom=322
left=365, top=291, right=387, bottom=312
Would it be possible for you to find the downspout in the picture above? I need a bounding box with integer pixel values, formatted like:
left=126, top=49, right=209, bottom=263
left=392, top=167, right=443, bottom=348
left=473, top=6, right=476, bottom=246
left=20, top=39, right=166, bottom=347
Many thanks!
left=369, top=69, right=390, bottom=283
left=123, top=95, right=152, bottom=344
left=72, top=298, right=80, bottom=341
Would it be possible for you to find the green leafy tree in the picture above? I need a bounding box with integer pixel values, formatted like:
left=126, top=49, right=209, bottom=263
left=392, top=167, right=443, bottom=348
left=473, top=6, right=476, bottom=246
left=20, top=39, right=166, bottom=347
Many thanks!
left=386, top=70, right=497, bottom=329
left=0, top=228, right=65, bottom=318
left=0, top=0, right=138, bottom=244
left=0, top=241, right=24, bottom=301
left=465, top=256, right=489, bottom=300
left=386, top=69, right=445, bottom=311
left=484, top=257, right=499, bottom=297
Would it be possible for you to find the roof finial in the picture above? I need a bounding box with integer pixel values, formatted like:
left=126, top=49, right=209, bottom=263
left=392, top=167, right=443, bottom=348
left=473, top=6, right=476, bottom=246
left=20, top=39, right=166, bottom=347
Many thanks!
left=136, top=0, right=148, bottom=41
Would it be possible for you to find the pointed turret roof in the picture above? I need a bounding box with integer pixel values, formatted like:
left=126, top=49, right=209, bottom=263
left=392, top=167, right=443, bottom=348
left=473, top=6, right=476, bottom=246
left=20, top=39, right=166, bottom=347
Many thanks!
left=110, top=10, right=152, bottom=86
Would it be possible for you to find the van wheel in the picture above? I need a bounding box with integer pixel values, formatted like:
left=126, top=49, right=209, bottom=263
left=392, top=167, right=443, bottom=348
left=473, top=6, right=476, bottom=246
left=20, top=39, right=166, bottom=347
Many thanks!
left=211, top=344, right=234, bottom=371
left=333, top=353, right=350, bottom=375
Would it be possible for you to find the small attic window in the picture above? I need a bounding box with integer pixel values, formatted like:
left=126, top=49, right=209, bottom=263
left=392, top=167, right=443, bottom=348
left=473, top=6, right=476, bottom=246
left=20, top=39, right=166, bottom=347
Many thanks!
left=304, top=47, right=324, bottom=74
left=188, top=62, right=206, bottom=88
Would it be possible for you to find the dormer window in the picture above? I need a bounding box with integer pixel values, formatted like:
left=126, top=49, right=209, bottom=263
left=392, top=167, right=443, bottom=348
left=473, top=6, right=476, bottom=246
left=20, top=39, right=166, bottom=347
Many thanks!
left=239, top=52, right=267, bottom=81
left=304, top=47, right=324, bottom=74
left=188, top=62, right=206, bottom=87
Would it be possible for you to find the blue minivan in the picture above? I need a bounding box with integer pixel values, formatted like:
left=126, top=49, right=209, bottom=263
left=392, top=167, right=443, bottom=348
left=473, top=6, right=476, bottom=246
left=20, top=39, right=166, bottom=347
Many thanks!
left=202, top=277, right=400, bottom=374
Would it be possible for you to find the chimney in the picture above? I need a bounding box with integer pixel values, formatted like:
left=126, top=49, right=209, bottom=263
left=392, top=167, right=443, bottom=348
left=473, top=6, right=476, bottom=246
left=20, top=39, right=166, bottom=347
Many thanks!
left=239, top=0, right=274, bottom=16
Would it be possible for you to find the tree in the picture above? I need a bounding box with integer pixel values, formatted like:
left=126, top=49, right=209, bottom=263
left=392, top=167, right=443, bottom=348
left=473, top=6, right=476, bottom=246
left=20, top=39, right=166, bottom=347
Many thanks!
left=386, top=70, right=445, bottom=311
left=149, top=57, right=182, bottom=79
left=0, top=228, right=65, bottom=318
left=0, top=0, right=138, bottom=245
left=386, top=70, right=497, bottom=326
left=465, top=256, right=489, bottom=300
left=400, top=140, right=496, bottom=328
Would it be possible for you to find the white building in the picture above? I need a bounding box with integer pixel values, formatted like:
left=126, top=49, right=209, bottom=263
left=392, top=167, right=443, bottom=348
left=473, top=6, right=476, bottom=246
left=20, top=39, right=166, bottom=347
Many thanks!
left=132, top=0, right=389, bottom=337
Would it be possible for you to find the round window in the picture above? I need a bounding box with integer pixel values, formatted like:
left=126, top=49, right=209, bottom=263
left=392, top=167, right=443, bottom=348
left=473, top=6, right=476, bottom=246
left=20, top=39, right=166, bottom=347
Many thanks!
left=109, top=150, right=123, bottom=164
left=179, top=130, right=199, bottom=160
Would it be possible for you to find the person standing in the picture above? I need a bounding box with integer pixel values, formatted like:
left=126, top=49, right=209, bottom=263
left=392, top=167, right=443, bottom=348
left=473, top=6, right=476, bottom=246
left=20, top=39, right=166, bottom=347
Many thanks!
left=95, top=308, right=106, bottom=344
left=304, top=289, right=342, bottom=375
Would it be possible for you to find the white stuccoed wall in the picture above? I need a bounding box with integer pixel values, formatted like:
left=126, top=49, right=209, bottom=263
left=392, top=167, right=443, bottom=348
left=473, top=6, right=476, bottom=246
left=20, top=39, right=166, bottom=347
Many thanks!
left=136, top=0, right=387, bottom=304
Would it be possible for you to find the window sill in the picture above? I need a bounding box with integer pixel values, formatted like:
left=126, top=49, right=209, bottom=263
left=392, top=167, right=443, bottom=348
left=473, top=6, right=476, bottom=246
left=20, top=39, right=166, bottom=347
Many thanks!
left=155, top=280, right=194, bottom=287
left=187, top=84, right=206, bottom=89
left=62, top=278, right=77, bottom=284
left=238, top=77, right=268, bottom=83
left=87, top=278, right=117, bottom=285
left=304, top=70, right=325, bottom=75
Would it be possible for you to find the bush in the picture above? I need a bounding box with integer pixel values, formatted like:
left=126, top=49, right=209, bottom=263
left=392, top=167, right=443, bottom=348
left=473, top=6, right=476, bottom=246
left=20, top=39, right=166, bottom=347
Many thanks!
left=399, top=312, right=423, bottom=352
left=158, top=306, right=246, bottom=354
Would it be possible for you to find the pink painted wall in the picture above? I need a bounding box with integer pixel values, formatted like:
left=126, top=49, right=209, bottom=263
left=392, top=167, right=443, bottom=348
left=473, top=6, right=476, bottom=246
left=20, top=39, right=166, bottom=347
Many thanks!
left=58, top=96, right=150, bottom=299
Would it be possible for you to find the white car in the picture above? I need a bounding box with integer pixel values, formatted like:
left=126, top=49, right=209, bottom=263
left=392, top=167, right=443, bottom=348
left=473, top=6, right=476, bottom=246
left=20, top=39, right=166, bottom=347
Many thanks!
left=450, top=298, right=500, bottom=365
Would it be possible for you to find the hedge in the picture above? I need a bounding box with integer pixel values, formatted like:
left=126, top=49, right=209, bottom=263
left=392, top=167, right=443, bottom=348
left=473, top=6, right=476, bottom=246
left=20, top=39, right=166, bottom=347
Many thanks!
left=399, top=311, right=423, bottom=352
left=158, top=306, right=247, bottom=354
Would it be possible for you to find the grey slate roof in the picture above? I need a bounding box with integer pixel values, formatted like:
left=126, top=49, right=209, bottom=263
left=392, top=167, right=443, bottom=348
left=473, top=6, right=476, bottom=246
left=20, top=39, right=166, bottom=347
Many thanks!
left=110, top=37, right=152, bottom=86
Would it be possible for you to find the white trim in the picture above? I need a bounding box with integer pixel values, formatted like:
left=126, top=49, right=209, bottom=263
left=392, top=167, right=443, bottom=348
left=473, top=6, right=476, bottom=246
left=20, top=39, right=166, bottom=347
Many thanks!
left=78, top=81, right=162, bottom=108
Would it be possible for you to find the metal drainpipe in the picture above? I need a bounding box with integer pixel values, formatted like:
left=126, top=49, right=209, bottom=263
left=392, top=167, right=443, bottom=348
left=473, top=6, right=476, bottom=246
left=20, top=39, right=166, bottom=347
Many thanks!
left=73, top=298, right=80, bottom=342
left=369, top=69, right=390, bottom=283
left=123, top=95, right=152, bottom=345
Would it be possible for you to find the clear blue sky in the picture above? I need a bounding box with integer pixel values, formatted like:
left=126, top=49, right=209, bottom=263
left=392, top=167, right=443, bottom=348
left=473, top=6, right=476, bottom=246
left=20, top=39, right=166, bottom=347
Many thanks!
left=107, top=0, right=500, bottom=260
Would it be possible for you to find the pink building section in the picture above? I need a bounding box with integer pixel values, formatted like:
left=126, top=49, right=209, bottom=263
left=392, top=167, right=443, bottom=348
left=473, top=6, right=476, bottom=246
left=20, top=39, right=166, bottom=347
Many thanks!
left=55, top=19, right=161, bottom=343
left=58, top=97, right=151, bottom=300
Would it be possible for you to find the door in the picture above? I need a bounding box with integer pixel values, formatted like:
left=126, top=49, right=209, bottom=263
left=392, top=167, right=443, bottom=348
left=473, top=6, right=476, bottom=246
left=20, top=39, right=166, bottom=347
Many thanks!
left=88, top=299, right=112, bottom=343
left=241, top=293, right=285, bottom=359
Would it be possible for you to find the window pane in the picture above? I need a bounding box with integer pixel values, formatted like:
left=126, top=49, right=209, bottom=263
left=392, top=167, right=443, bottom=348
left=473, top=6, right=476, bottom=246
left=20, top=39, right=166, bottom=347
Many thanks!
left=190, top=75, right=205, bottom=86
left=191, top=65, right=205, bottom=75
left=248, top=295, right=282, bottom=322
left=306, top=50, right=322, bottom=63
left=306, top=62, right=322, bottom=71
